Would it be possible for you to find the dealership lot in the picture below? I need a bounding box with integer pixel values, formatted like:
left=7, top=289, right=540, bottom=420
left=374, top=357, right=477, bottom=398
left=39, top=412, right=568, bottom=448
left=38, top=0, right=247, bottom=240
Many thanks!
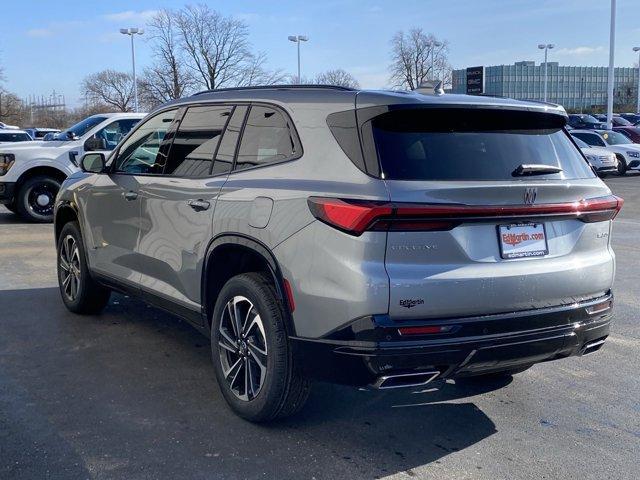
left=0, top=175, right=638, bottom=480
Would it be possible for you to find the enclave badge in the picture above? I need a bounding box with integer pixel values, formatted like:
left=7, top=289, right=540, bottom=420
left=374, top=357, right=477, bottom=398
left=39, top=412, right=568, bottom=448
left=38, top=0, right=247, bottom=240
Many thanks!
left=524, top=187, right=537, bottom=205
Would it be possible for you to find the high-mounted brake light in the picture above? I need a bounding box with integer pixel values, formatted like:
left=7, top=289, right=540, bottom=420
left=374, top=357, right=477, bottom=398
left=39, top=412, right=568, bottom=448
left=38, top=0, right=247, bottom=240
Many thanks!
left=307, top=195, right=623, bottom=236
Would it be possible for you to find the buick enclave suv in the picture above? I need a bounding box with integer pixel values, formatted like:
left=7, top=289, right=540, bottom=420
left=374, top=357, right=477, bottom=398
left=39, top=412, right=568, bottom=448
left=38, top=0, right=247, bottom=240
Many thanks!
left=54, top=86, right=622, bottom=422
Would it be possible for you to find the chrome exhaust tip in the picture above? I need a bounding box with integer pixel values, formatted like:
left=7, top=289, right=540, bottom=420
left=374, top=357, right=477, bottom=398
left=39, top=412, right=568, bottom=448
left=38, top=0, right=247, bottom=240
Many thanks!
left=371, top=371, right=440, bottom=390
left=580, top=336, right=607, bottom=356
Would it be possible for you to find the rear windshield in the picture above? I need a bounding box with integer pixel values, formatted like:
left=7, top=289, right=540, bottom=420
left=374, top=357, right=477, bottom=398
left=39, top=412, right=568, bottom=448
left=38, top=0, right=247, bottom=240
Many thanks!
left=371, top=108, right=594, bottom=181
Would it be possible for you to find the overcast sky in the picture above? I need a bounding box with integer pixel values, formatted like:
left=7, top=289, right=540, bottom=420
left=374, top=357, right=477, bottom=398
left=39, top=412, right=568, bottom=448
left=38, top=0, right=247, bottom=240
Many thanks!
left=1, top=0, right=639, bottom=106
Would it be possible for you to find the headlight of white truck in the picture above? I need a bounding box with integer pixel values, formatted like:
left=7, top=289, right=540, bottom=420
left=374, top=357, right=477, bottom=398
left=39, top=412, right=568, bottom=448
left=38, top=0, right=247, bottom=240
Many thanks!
left=0, top=153, right=15, bottom=176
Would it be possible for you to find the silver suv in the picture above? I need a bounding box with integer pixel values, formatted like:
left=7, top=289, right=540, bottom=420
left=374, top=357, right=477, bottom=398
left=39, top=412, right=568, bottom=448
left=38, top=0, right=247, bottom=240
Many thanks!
left=54, top=86, right=622, bottom=422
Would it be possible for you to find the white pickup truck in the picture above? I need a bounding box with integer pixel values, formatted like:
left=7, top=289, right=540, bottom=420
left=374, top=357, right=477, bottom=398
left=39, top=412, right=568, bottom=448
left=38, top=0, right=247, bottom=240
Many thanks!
left=0, top=113, right=145, bottom=222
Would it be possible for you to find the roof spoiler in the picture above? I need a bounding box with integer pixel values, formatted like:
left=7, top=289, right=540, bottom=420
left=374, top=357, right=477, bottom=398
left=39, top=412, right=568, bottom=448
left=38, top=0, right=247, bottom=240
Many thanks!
left=413, top=80, right=444, bottom=96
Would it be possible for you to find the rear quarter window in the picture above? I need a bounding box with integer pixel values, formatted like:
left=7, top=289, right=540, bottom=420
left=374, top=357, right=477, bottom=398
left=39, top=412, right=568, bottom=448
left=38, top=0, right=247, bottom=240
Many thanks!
left=370, top=108, right=594, bottom=181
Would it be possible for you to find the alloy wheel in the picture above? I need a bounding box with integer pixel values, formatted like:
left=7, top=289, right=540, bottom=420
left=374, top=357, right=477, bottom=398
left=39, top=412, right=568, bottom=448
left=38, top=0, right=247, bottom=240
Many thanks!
left=218, top=296, right=268, bottom=401
left=59, top=235, right=81, bottom=301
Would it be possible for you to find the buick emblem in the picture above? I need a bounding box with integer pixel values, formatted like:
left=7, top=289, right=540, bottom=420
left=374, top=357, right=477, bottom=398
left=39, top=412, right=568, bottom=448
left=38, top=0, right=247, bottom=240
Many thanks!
left=523, top=187, right=537, bottom=205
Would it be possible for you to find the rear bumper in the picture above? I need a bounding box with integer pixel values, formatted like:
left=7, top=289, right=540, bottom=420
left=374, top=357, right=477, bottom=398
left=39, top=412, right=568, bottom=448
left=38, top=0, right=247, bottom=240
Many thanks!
left=0, top=181, right=16, bottom=203
left=291, top=293, right=613, bottom=387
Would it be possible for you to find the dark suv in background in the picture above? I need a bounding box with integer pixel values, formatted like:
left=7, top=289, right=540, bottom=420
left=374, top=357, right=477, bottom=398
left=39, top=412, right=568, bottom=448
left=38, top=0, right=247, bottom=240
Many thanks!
left=54, top=86, right=621, bottom=421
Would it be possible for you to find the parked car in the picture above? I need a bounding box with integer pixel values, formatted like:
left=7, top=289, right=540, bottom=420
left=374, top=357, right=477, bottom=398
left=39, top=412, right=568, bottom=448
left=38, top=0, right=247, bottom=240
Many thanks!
left=54, top=86, right=621, bottom=422
left=592, top=114, right=633, bottom=127
left=618, top=113, right=640, bottom=124
left=0, top=129, right=34, bottom=144
left=567, top=114, right=606, bottom=130
left=24, top=128, right=61, bottom=140
left=572, top=137, right=618, bottom=176
left=0, top=113, right=144, bottom=222
left=613, top=126, right=640, bottom=143
left=571, top=129, right=640, bottom=175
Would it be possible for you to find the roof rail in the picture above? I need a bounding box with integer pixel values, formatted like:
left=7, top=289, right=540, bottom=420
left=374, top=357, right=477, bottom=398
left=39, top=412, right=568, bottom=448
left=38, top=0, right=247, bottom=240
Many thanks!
left=192, top=84, right=357, bottom=96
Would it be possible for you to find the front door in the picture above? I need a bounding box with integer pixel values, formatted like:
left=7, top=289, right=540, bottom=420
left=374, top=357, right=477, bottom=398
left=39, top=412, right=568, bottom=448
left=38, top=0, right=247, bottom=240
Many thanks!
left=83, top=173, right=142, bottom=284
left=84, top=108, right=180, bottom=286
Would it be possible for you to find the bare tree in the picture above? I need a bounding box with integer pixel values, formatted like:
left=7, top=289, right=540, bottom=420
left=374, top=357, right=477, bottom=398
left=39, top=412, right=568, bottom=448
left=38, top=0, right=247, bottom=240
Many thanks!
left=174, top=4, right=281, bottom=90
left=235, top=52, right=287, bottom=87
left=315, top=69, right=360, bottom=88
left=0, top=91, right=26, bottom=125
left=81, top=70, right=135, bottom=112
left=140, top=9, right=195, bottom=108
left=389, top=28, right=451, bottom=90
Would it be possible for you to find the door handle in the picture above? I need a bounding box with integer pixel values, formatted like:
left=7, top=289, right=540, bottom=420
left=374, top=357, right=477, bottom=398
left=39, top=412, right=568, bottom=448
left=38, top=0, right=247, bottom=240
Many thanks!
left=187, top=199, right=211, bottom=212
left=123, top=191, right=138, bottom=201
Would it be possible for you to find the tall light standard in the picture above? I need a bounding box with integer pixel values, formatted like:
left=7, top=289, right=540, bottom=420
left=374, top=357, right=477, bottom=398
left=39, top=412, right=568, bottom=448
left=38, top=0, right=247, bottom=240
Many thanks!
left=538, top=43, right=555, bottom=102
left=633, top=46, right=640, bottom=113
left=429, top=41, right=443, bottom=80
left=120, top=27, right=144, bottom=112
left=606, top=0, right=616, bottom=130
left=288, top=35, right=308, bottom=83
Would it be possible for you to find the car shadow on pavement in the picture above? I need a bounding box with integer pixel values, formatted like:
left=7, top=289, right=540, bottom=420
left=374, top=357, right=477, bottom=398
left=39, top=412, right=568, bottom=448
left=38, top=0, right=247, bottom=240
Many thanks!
left=0, top=208, right=27, bottom=225
left=0, top=287, right=500, bottom=479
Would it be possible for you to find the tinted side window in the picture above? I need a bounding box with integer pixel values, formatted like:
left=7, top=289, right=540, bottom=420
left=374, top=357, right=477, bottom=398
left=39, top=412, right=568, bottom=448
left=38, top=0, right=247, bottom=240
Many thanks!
left=235, top=106, right=298, bottom=171
left=114, top=110, right=177, bottom=174
left=214, top=106, right=248, bottom=175
left=165, top=105, right=232, bottom=177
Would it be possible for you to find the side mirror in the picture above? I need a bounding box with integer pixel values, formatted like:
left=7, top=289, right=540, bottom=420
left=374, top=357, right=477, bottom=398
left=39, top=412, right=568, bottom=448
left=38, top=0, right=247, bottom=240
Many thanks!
left=84, top=136, right=107, bottom=152
left=80, top=152, right=106, bottom=173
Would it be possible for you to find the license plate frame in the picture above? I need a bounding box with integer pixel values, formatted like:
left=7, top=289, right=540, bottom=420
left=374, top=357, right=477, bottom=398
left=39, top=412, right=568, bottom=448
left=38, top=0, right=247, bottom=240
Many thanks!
left=497, top=222, right=549, bottom=259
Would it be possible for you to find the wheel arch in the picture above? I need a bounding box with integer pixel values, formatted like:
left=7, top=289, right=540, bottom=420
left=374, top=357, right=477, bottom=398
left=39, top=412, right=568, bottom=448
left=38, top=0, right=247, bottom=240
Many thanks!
left=15, top=165, right=68, bottom=192
left=54, top=201, right=80, bottom=247
left=202, top=234, right=296, bottom=336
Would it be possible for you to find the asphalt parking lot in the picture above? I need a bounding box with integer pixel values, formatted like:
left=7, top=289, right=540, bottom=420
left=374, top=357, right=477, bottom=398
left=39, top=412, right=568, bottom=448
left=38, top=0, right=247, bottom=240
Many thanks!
left=1, top=175, right=639, bottom=480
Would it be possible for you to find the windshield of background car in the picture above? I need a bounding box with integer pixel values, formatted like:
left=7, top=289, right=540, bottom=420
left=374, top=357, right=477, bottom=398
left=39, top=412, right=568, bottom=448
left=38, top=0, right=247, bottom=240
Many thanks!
left=371, top=108, right=594, bottom=181
left=599, top=130, right=632, bottom=146
left=0, top=132, right=32, bottom=142
left=614, top=117, right=632, bottom=126
left=581, top=115, right=599, bottom=124
left=53, top=116, right=108, bottom=140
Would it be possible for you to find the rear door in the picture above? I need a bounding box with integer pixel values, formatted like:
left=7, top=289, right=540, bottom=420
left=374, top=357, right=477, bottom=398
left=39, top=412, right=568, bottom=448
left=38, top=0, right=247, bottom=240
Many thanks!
left=136, top=104, right=235, bottom=314
left=363, top=107, right=617, bottom=319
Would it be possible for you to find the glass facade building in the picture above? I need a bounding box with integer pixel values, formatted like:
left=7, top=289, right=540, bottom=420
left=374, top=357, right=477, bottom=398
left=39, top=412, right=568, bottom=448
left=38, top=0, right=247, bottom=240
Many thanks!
left=451, top=61, right=639, bottom=111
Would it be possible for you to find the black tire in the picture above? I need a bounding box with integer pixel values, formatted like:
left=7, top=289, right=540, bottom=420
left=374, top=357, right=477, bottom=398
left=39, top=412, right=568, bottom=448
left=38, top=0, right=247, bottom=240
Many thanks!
left=616, top=156, right=627, bottom=176
left=211, top=272, right=310, bottom=422
left=57, top=221, right=111, bottom=314
left=16, top=175, right=61, bottom=222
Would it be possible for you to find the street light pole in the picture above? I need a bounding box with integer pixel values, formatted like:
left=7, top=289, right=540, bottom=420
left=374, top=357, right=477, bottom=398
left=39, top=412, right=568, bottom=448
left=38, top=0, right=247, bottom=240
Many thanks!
left=430, top=41, right=443, bottom=80
left=120, top=27, right=144, bottom=112
left=288, top=35, right=308, bottom=83
left=538, top=43, right=555, bottom=102
left=606, top=0, right=616, bottom=130
left=633, top=46, right=640, bottom=114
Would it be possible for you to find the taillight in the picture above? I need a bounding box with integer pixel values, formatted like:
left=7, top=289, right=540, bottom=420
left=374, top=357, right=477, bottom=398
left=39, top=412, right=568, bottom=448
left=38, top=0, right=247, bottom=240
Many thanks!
left=307, top=198, right=392, bottom=235
left=308, top=195, right=623, bottom=236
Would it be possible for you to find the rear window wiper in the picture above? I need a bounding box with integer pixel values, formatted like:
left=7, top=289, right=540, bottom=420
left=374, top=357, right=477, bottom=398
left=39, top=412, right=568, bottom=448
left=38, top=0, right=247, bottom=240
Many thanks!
left=512, top=164, right=563, bottom=177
